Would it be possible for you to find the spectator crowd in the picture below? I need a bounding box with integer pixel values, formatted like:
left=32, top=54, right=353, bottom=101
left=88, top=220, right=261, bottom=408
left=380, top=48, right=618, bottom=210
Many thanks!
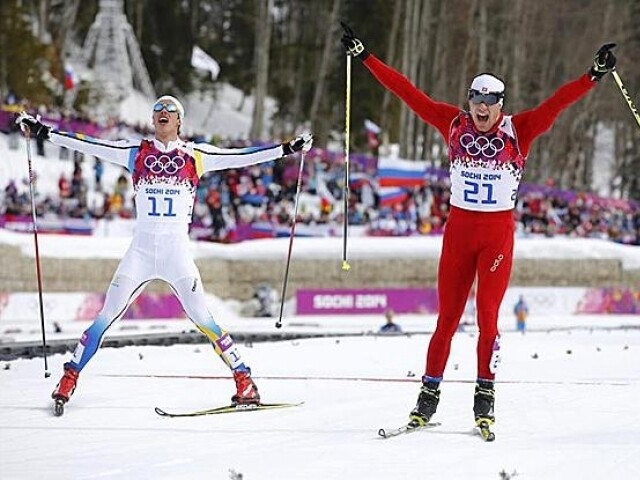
left=1, top=101, right=638, bottom=246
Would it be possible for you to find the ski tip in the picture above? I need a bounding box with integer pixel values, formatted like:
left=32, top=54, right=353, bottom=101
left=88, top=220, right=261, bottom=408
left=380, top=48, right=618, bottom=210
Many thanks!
left=255, top=401, right=305, bottom=409
left=377, top=428, right=387, bottom=438
left=476, top=422, right=496, bottom=442
left=482, top=431, right=496, bottom=442
left=154, top=407, right=169, bottom=416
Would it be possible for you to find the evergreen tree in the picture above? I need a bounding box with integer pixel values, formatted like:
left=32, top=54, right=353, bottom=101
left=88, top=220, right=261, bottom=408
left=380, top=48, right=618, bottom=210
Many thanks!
left=0, top=0, right=52, bottom=105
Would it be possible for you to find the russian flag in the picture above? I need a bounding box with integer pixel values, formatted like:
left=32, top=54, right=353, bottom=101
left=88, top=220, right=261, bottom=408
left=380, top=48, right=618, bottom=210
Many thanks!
left=379, top=187, right=409, bottom=207
left=364, top=119, right=381, bottom=149
left=63, top=218, right=94, bottom=235
left=274, top=223, right=318, bottom=238
left=316, top=175, right=336, bottom=210
left=291, top=224, right=318, bottom=237
left=377, top=157, right=426, bottom=188
left=274, top=225, right=292, bottom=238
left=349, top=172, right=371, bottom=190
left=64, top=64, right=77, bottom=90
left=249, top=221, right=275, bottom=239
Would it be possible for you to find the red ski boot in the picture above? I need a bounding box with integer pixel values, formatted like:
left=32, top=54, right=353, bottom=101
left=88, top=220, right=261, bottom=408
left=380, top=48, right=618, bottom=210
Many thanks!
left=52, top=366, right=79, bottom=416
left=232, top=370, right=260, bottom=405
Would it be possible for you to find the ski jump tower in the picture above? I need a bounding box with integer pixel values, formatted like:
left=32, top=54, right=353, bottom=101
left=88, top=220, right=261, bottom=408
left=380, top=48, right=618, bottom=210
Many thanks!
left=81, top=0, right=155, bottom=117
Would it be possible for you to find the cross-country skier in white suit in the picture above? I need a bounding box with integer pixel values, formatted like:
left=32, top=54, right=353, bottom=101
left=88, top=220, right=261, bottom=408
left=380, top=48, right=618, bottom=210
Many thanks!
left=18, top=95, right=312, bottom=414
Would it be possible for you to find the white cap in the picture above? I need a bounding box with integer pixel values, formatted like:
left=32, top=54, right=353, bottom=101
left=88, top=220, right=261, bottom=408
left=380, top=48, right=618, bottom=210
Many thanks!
left=469, top=74, right=505, bottom=94
left=154, top=95, right=185, bottom=119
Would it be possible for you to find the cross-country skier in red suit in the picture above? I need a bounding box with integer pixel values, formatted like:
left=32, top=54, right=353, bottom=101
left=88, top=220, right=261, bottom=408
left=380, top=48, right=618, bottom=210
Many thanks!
left=341, top=23, right=617, bottom=432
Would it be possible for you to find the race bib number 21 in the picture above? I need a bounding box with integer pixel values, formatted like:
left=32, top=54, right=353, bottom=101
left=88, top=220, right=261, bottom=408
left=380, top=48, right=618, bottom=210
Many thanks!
left=463, top=180, right=497, bottom=205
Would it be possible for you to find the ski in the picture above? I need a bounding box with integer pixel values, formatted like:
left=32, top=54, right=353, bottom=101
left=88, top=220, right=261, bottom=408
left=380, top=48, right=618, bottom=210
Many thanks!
left=378, top=421, right=441, bottom=439
left=154, top=402, right=304, bottom=418
left=475, top=420, right=496, bottom=442
left=379, top=420, right=496, bottom=441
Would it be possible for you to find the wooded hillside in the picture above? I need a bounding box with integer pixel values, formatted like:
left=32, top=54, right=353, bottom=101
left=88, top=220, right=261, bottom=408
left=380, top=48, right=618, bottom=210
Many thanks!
left=1, top=0, right=638, bottom=199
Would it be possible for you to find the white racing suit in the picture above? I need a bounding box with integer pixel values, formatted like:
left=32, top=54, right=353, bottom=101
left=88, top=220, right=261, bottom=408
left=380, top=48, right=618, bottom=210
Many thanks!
left=49, top=131, right=286, bottom=372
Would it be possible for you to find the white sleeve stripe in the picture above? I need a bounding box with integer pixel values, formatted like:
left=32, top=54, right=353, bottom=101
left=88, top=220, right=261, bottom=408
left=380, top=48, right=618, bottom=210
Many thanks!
left=52, top=131, right=137, bottom=150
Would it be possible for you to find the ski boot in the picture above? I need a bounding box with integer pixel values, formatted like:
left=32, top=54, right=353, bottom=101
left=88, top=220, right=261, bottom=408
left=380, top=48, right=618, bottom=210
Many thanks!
left=474, top=379, right=496, bottom=441
left=232, top=369, right=260, bottom=405
left=51, top=365, right=80, bottom=416
left=409, top=380, right=440, bottom=427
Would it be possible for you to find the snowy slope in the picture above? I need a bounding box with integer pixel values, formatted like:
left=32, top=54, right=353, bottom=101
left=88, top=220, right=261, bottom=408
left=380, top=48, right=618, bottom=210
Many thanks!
left=1, top=328, right=639, bottom=479
left=119, top=84, right=277, bottom=140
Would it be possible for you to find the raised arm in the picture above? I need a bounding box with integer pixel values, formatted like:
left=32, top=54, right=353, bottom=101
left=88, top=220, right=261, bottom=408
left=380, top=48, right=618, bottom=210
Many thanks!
left=512, top=43, right=616, bottom=156
left=362, top=55, right=460, bottom=139
left=49, top=132, right=138, bottom=169
left=16, top=113, right=135, bottom=169
left=196, top=133, right=312, bottom=173
left=511, top=74, right=596, bottom=156
left=340, top=22, right=459, bottom=140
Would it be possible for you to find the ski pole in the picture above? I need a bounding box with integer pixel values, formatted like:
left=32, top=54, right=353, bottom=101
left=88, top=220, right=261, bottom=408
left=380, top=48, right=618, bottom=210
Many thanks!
left=275, top=150, right=307, bottom=329
left=342, top=53, right=352, bottom=272
left=23, top=126, right=51, bottom=378
left=610, top=68, right=640, bottom=129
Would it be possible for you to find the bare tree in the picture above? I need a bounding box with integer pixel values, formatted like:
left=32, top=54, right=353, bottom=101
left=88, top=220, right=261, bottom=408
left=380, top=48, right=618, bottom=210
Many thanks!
left=250, top=0, right=273, bottom=140
left=457, top=0, right=476, bottom=108
left=309, top=0, right=342, bottom=144
left=379, top=0, right=403, bottom=144
left=507, top=0, right=526, bottom=112
left=399, top=0, right=424, bottom=159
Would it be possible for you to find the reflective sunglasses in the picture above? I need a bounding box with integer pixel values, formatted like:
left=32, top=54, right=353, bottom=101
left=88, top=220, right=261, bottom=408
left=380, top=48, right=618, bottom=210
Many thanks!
left=153, top=102, right=179, bottom=113
left=468, top=89, right=504, bottom=106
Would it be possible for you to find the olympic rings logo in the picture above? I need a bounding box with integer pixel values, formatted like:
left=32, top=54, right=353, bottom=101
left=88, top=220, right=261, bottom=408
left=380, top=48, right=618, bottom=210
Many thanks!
left=143, top=154, right=185, bottom=175
left=460, top=133, right=505, bottom=158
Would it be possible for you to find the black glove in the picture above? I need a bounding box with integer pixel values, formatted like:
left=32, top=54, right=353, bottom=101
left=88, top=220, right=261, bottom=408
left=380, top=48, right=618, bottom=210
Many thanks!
left=282, top=133, right=313, bottom=155
left=16, top=112, right=51, bottom=140
left=589, top=43, right=617, bottom=81
left=340, top=22, right=369, bottom=60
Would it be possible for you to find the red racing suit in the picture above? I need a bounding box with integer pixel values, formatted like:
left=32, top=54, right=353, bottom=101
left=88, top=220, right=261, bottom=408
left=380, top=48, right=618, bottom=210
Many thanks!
left=362, top=54, right=596, bottom=380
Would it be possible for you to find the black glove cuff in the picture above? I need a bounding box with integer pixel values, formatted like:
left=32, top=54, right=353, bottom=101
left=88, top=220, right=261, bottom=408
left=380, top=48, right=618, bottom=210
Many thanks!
left=589, top=67, right=606, bottom=81
left=282, top=142, right=293, bottom=156
left=38, top=125, right=51, bottom=140
left=357, top=49, right=370, bottom=61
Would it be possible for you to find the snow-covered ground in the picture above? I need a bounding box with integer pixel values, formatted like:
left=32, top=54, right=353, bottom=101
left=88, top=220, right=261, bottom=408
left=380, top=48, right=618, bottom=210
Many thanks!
left=1, top=323, right=639, bottom=480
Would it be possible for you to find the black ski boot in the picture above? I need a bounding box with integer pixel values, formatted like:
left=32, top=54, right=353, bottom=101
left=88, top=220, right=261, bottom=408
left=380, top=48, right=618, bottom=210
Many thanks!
left=409, top=381, right=440, bottom=427
left=473, top=380, right=495, bottom=422
left=474, top=380, right=496, bottom=441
